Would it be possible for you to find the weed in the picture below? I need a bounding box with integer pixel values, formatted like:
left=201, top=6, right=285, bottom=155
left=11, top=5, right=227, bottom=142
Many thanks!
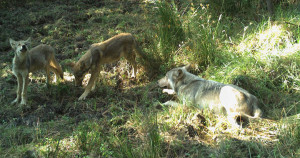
left=155, top=1, right=185, bottom=65
left=276, top=118, right=300, bottom=156
left=184, top=5, right=227, bottom=69
left=143, top=113, right=162, bottom=158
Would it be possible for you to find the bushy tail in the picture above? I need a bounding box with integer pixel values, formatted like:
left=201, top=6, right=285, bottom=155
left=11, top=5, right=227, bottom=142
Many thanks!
left=253, top=107, right=263, bottom=118
left=50, top=56, right=64, bottom=79
left=133, top=39, right=159, bottom=75
left=133, top=39, right=148, bottom=62
left=239, top=106, right=262, bottom=122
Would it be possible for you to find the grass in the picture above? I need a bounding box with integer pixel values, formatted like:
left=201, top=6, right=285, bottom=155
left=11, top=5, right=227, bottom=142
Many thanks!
left=0, top=0, right=300, bottom=157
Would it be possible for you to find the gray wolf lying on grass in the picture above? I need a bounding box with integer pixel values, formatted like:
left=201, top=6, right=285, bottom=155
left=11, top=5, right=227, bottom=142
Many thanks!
left=68, top=33, right=147, bottom=100
left=158, top=66, right=262, bottom=127
left=9, top=38, right=63, bottom=105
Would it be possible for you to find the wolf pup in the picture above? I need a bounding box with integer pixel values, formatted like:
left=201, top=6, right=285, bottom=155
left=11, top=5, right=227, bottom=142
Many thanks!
left=68, top=33, right=147, bottom=100
left=9, top=38, right=63, bottom=105
left=158, top=66, right=262, bottom=127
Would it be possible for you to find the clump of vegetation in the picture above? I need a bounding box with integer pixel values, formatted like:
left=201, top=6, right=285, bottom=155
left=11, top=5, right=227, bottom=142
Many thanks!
left=156, top=1, right=185, bottom=64
left=0, top=0, right=299, bottom=157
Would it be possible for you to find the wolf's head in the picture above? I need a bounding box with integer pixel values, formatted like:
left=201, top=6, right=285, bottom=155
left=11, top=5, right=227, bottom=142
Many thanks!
left=73, top=63, right=86, bottom=86
left=9, top=38, right=31, bottom=57
left=158, top=65, right=190, bottom=90
left=67, top=60, right=91, bottom=87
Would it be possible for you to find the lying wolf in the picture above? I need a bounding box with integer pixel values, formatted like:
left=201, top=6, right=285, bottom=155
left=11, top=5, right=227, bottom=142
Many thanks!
left=68, top=33, right=147, bottom=100
left=9, top=38, right=63, bottom=105
left=158, top=66, right=262, bottom=127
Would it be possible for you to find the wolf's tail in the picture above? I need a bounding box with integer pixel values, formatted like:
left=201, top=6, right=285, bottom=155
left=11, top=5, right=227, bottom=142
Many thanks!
left=133, top=39, right=148, bottom=61
left=133, top=38, right=159, bottom=74
left=253, top=107, right=262, bottom=118
left=50, top=55, right=64, bottom=79
left=239, top=106, right=263, bottom=121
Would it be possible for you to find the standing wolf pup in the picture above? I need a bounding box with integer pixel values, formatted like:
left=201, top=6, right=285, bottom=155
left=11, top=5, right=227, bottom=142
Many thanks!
left=9, top=38, right=63, bottom=105
left=68, top=33, right=147, bottom=100
left=158, top=66, right=262, bottom=127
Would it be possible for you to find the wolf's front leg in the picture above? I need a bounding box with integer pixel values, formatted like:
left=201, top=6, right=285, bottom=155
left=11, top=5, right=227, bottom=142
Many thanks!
left=162, top=89, right=175, bottom=95
left=20, top=75, right=29, bottom=105
left=79, top=78, right=94, bottom=100
left=78, top=91, right=89, bottom=100
left=78, top=66, right=100, bottom=100
left=163, top=100, right=181, bottom=107
left=91, top=69, right=101, bottom=91
left=11, top=74, right=23, bottom=105
left=79, top=78, right=95, bottom=100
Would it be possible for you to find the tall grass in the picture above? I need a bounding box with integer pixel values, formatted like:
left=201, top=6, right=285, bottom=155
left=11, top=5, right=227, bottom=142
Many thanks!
left=276, top=118, right=300, bottom=156
left=141, top=113, right=163, bottom=158
left=184, top=4, right=227, bottom=69
left=153, top=1, right=229, bottom=70
left=210, top=0, right=256, bottom=15
left=155, top=1, right=185, bottom=66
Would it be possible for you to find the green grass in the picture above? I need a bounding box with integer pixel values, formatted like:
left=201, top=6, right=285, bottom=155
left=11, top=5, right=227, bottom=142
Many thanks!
left=0, top=0, right=300, bottom=157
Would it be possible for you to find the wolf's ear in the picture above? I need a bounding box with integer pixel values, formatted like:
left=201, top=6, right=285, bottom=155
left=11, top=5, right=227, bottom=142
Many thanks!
left=175, top=69, right=184, bottom=79
left=9, top=38, right=16, bottom=49
left=183, top=64, right=191, bottom=71
left=25, top=37, right=31, bottom=45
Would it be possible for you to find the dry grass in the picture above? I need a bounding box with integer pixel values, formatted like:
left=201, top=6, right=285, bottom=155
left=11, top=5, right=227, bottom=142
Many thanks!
left=0, top=0, right=299, bottom=157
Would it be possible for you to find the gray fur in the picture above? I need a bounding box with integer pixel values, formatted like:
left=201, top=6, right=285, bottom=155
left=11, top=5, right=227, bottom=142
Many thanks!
left=158, top=66, right=262, bottom=127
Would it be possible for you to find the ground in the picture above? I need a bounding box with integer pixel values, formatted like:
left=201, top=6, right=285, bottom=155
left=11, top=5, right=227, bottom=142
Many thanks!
left=0, top=0, right=299, bottom=157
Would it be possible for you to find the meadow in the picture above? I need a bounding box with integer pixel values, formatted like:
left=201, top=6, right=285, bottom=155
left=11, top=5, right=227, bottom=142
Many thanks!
left=0, top=0, right=299, bottom=157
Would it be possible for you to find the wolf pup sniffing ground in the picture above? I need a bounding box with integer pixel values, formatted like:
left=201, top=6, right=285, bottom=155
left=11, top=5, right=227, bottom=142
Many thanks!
left=9, top=38, right=64, bottom=105
left=68, top=33, right=147, bottom=100
left=158, top=66, right=262, bottom=127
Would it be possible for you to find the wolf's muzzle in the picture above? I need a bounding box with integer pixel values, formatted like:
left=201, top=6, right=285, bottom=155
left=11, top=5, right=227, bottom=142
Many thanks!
left=158, top=76, right=170, bottom=88
left=21, top=45, right=27, bottom=52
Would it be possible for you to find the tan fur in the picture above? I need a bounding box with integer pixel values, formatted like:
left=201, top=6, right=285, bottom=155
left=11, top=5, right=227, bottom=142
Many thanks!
left=9, top=38, right=63, bottom=105
left=70, top=33, right=145, bottom=100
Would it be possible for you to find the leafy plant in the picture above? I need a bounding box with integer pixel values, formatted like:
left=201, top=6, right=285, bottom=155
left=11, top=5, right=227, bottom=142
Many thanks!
left=155, top=1, right=185, bottom=64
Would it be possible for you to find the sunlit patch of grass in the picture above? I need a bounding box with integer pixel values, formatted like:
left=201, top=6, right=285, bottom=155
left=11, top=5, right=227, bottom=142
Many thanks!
left=151, top=100, right=286, bottom=157
left=273, top=115, right=300, bottom=156
left=35, top=120, right=113, bottom=157
left=237, top=21, right=299, bottom=60
left=0, top=63, right=11, bottom=78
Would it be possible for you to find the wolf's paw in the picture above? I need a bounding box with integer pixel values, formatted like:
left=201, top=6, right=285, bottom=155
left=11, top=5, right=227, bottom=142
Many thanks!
left=20, top=99, right=27, bottom=106
left=162, top=89, right=175, bottom=95
left=78, top=94, right=87, bottom=101
left=11, top=98, right=20, bottom=105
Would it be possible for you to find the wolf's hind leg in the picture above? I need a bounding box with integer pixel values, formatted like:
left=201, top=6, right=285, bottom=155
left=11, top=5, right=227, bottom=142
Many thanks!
left=50, top=57, right=64, bottom=80
left=124, top=49, right=137, bottom=78
left=227, top=114, right=239, bottom=127
left=50, top=66, right=62, bottom=83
